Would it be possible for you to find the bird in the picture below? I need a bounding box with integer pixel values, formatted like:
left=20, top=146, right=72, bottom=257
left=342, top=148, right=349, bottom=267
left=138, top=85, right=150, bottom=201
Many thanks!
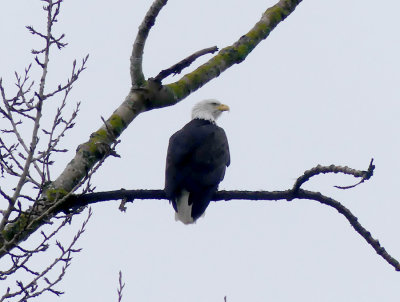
left=165, top=99, right=230, bottom=224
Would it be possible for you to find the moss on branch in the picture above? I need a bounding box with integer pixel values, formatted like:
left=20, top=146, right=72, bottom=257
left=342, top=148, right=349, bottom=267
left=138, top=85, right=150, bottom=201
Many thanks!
left=167, top=0, right=302, bottom=100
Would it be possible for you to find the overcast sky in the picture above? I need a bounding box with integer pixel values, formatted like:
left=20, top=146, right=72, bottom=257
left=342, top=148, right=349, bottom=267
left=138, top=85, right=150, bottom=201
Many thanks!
left=1, top=0, right=400, bottom=301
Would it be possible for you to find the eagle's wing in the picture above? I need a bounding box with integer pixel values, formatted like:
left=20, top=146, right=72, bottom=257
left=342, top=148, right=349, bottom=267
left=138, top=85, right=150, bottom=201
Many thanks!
left=164, top=121, right=201, bottom=202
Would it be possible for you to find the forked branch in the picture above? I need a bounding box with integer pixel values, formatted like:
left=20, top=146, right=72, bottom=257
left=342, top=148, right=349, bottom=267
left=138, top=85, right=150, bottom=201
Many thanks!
left=292, top=158, right=375, bottom=193
left=58, top=160, right=400, bottom=271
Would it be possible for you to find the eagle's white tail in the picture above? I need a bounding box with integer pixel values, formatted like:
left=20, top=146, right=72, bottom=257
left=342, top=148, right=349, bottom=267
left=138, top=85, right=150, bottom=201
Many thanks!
left=174, top=190, right=194, bottom=224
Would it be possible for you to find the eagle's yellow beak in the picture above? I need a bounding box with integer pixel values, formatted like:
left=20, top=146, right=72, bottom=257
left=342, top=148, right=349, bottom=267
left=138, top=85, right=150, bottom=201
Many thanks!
left=217, top=104, right=230, bottom=112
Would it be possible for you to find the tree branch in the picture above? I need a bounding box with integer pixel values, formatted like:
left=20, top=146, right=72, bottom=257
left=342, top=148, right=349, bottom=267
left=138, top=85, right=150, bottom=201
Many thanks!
left=165, top=0, right=303, bottom=102
left=116, top=271, right=125, bottom=302
left=294, top=189, right=400, bottom=272
left=0, top=0, right=61, bottom=232
left=61, top=185, right=399, bottom=272
left=130, top=0, right=168, bottom=88
left=51, top=159, right=399, bottom=272
left=0, top=209, right=91, bottom=302
left=154, top=46, right=219, bottom=82
left=292, top=159, right=375, bottom=193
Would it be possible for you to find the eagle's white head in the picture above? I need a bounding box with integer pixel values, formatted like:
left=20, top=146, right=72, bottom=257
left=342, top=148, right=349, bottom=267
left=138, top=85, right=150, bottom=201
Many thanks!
left=191, top=99, right=230, bottom=123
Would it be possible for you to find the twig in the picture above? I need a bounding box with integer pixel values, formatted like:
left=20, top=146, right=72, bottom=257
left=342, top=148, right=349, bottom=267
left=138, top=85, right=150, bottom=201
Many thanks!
left=0, top=208, right=91, bottom=302
left=41, top=55, right=88, bottom=100
left=0, top=131, right=120, bottom=259
left=117, top=271, right=125, bottom=302
left=0, top=0, right=62, bottom=233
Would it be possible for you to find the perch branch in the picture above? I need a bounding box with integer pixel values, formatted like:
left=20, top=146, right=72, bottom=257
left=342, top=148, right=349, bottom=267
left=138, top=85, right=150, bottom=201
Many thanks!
left=62, top=186, right=399, bottom=272
left=55, top=160, right=399, bottom=272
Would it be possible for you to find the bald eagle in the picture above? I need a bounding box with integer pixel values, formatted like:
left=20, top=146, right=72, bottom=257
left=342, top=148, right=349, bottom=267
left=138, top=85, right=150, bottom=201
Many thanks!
left=165, top=99, right=230, bottom=224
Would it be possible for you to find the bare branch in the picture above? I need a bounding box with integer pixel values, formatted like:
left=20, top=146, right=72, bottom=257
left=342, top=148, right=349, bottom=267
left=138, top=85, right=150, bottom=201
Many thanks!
left=1, top=1, right=65, bottom=225
left=154, top=46, right=219, bottom=82
left=60, top=184, right=400, bottom=272
left=334, top=158, right=375, bottom=189
left=37, top=94, right=81, bottom=182
left=49, top=159, right=398, bottom=272
left=294, top=189, right=400, bottom=271
left=0, top=0, right=89, bottom=271
left=0, top=189, right=12, bottom=204
left=117, top=271, right=125, bottom=302
left=0, top=208, right=91, bottom=302
left=41, top=55, right=88, bottom=100
left=292, top=159, right=375, bottom=192
left=130, top=0, right=168, bottom=88
left=0, top=134, right=119, bottom=259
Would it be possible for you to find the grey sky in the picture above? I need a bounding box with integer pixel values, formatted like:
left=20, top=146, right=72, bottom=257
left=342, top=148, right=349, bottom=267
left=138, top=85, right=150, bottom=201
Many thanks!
left=1, top=0, right=400, bottom=301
